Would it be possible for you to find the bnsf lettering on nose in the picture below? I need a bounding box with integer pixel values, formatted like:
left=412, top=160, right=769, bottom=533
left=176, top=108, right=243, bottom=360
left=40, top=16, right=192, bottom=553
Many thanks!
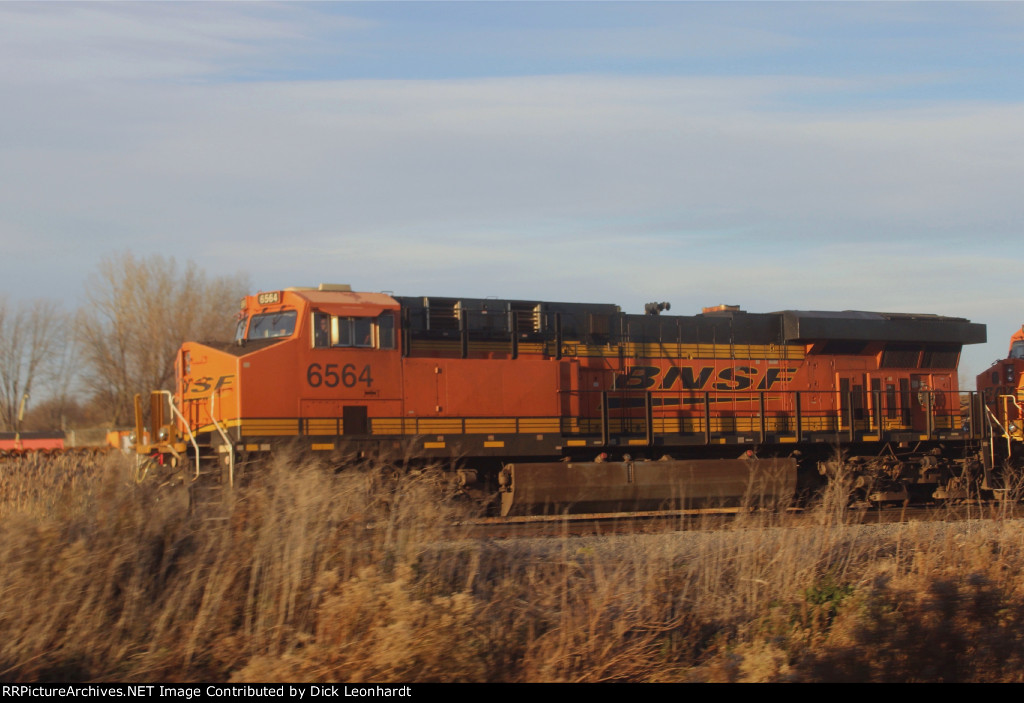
left=183, top=375, right=234, bottom=395
left=613, top=366, right=797, bottom=392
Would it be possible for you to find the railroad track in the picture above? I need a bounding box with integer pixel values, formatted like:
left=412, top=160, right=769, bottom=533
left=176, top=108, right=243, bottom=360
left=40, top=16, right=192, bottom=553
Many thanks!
left=381, top=501, right=1024, bottom=541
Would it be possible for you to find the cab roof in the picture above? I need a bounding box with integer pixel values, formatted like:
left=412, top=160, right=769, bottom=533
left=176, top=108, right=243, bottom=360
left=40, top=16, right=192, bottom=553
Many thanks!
left=248, top=286, right=399, bottom=317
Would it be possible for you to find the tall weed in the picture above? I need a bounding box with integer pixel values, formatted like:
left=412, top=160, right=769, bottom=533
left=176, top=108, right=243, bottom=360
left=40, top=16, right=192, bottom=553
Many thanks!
left=2, top=452, right=1024, bottom=681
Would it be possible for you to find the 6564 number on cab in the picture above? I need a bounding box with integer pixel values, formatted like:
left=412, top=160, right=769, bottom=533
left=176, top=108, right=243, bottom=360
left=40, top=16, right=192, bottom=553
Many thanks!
left=306, top=363, right=373, bottom=388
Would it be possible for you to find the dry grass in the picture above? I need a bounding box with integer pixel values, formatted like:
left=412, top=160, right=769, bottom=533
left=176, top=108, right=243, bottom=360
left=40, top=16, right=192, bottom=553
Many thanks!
left=2, top=451, right=1024, bottom=682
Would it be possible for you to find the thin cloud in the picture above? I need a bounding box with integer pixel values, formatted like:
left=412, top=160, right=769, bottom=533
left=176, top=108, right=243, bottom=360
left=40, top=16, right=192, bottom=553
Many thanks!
left=0, top=3, right=369, bottom=84
left=0, top=2, right=1022, bottom=379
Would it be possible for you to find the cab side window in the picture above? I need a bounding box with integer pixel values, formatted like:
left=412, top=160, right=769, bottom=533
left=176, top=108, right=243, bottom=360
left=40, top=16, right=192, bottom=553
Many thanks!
left=377, top=313, right=396, bottom=350
left=337, top=318, right=353, bottom=347
left=352, top=318, right=373, bottom=348
left=313, top=312, right=331, bottom=348
left=314, top=313, right=396, bottom=350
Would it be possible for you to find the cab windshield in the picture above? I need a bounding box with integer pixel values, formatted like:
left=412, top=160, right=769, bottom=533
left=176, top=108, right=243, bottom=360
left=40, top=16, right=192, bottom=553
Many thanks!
left=248, top=310, right=297, bottom=339
left=1011, top=341, right=1024, bottom=360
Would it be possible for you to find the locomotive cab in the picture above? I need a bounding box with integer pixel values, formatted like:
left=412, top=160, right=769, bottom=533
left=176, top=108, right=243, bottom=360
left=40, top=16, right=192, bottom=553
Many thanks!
left=136, top=284, right=403, bottom=473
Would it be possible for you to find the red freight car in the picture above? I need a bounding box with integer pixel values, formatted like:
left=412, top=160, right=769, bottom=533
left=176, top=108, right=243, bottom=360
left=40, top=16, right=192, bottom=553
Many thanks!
left=0, top=432, right=65, bottom=456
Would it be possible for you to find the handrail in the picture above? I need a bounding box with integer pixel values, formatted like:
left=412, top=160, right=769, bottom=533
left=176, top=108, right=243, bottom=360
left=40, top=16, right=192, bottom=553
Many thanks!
left=554, top=387, right=972, bottom=444
left=209, top=391, right=235, bottom=488
left=986, top=404, right=1009, bottom=468
left=156, top=390, right=201, bottom=481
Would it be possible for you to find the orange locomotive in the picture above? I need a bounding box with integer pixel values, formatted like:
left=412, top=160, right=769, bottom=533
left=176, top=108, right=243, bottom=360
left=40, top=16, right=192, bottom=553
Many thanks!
left=136, top=284, right=988, bottom=514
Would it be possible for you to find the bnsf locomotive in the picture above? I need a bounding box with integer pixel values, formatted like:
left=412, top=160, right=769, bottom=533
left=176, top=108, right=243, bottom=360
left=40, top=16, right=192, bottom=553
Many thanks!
left=135, top=284, right=1001, bottom=514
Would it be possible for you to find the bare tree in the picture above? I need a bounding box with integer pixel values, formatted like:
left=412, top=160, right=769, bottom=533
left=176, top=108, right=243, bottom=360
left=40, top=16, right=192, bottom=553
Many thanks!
left=0, top=297, right=66, bottom=432
left=28, top=323, right=82, bottom=431
left=77, top=252, right=249, bottom=425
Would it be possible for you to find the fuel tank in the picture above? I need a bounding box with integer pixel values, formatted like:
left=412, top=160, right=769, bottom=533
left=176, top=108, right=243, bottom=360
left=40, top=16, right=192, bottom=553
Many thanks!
left=499, top=457, right=797, bottom=516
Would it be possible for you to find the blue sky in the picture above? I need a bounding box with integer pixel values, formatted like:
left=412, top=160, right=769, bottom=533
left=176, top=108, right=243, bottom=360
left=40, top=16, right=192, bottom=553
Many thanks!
left=2, top=1, right=1024, bottom=379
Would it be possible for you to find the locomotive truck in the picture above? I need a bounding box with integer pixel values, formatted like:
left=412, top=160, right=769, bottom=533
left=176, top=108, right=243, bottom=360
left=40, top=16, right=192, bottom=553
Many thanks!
left=134, top=284, right=996, bottom=515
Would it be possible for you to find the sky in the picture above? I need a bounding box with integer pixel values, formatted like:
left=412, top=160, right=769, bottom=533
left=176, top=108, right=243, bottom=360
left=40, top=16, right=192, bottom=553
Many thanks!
left=2, top=1, right=1024, bottom=380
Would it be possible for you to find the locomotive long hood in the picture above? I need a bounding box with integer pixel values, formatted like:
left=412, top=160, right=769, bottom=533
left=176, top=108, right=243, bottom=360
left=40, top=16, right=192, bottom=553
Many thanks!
left=780, top=310, right=987, bottom=345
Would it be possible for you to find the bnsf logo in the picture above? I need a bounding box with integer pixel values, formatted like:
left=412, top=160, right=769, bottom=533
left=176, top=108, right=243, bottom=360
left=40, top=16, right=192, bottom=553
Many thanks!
left=983, top=384, right=1018, bottom=405
left=613, top=366, right=798, bottom=392
left=183, top=375, right=234, bottom=396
